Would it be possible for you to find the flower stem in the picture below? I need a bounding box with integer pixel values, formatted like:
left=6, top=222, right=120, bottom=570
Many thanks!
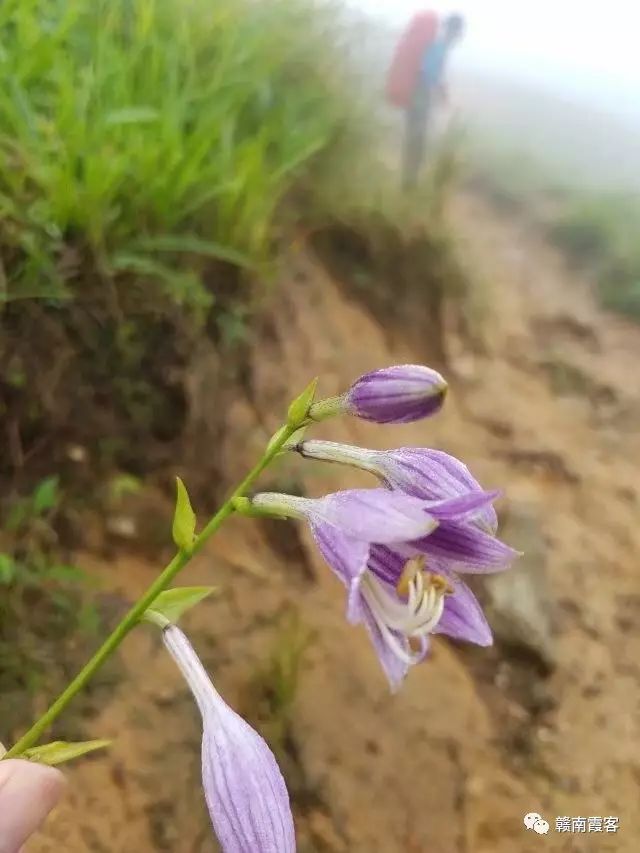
left=4, top=423, right=297, bottom=759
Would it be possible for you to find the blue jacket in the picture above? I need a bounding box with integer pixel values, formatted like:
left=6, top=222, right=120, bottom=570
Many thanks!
left=422, top=39, right=448, bottom=87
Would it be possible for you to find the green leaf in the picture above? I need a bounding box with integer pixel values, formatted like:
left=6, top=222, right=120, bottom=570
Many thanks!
left=266, top=425, right=289, bottom=455
left=172, top=477, right=196, bottom=551
left=32, top=476, right=60, bottom=515
left=5, top=499, right=30, bottom=532
left=110, top=252, right=178, bottom=279
left=287, top=377, right=318, bottom=427
left=130, top=235, right=254, bottom=270
left=104, top=107, right=160, bottom=126
left=47, top=564, right=86, bottom=585
left=282, top=425, right=307, bottom=451
left=143, top=586, right=217, bottom=627
left=0, top=553, right=16, bottom=584
left=108, top=473, right=142, bottom=503
left=22, top=739, right=110, bottom=766
left=109, top=253, right=212, bottom=311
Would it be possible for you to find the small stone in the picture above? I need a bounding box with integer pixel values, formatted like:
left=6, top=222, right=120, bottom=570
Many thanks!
left=67, top=444, right=87, bottom=463
left=486, top=504, right=556, bottom=670
left=106, top=515, right=137, bottom=540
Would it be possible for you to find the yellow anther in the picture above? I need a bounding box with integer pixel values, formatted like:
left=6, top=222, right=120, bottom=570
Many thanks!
left=396, top=555, right=426, bottom=598
left=428, top=573, right=454, bottom=596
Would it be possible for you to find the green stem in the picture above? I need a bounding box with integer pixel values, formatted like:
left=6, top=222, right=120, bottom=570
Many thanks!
left=4, top=423, right=296, bottom=759
left=308, top=395, right=344, bottom=423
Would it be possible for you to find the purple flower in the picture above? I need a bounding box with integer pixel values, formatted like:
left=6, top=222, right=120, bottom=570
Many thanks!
left=309, top=365, right=447, bottom=425
left=253, top=484, right=504, bottom=691
left=251, top=488, right=439, bottom=543
left=345, top=364, right=447, bottom=424
left=163, top=626, right=295, bottom=853
left=401, top=480, right=518, bottom=573
left=297, top=441, right=500, bottom=537
left=314, top=524, right=495, bottom=691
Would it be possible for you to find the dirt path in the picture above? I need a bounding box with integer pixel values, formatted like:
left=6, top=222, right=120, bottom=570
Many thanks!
left=30, top=194, right=640, bottom=852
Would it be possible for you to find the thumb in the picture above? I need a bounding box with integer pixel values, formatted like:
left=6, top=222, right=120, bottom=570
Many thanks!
left=0, top=760, right=65, bottom=853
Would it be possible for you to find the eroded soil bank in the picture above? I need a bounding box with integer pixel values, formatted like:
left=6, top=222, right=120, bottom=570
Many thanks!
left=30, top=195, right=640, bottom=852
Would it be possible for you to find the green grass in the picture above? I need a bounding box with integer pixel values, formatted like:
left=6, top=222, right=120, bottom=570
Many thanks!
left=0, top=0, right=468, bottom=489
left=0, top=0, right=353, bottom=308
left=550, top=195, right=640, bottom=317
left=0, top=0, right=405, bottom=507
left=0, top=475, right=99, bottom=731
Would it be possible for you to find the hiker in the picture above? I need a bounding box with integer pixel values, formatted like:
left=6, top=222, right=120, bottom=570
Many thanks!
left=386, top=11, right=465, bottom=190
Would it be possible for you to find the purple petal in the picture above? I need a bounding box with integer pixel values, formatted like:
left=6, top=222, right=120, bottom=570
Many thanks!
left=310, top=521, right=369, bottom=622
left=412, top=522, right=519, bottom=573
left=367, top=544, right=407, bottom=586
left=433, top=576, right=493, bottom=646
left=426, top=490, right=500, bottom=522
left=311, top=525, right=425, bottom=690
left=310, top=488, right=438, bottom=543
left=164, top=628, right=295, bottom=853
left=346, top=365, right=447, bottom=424
left=360, top=604, right=427, bottom=692
left=374, top=448, right=499, bottom=533
left=202, top=715, right=295, bottom=853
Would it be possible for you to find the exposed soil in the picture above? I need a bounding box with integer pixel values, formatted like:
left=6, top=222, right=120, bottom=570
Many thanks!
left=27, top=192, right=640, bottom=852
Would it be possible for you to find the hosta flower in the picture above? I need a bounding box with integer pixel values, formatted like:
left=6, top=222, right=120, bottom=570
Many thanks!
left=294, top=441, right=516, bottom=574
left=309, top=364, right=447, bottom=424
left=314, top=525, right=495, bottom=691
left=297, top=441, right=498, bottom=533
left=252, top=486, right=506, bottom=690
left=251, top=488, right=440, bottom=544
left=163, top=626, right=295, bottom=853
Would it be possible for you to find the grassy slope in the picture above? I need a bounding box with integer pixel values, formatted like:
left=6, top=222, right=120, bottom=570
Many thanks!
left=0, top=0, right=374, bottom=481
left=0, top=0, right=355, bottom=307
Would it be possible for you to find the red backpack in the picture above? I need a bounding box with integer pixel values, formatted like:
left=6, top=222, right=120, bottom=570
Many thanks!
left=386, top=11, right=438, bottom=109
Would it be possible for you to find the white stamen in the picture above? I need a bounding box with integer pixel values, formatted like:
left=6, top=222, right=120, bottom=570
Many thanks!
left=360, top=570, right=447, bottom=663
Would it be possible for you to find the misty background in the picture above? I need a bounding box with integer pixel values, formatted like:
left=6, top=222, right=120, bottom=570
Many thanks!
left=347, top=0, right=640, bottom=191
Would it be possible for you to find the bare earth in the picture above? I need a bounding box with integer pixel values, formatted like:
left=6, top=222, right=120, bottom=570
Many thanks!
left=30, top=193, right=640, bottom=852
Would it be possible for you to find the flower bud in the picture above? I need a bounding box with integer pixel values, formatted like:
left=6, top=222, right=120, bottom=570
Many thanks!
left=346, top=364, right=447, bottom=424
left=252, top=489, right=437, bottom=543
left=340, top=365, right=447, bottom=424
left=163, top=626, right=295, bottom=853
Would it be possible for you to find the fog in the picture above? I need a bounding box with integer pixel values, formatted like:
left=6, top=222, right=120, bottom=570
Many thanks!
left=348, top=0, right=640, bottom=125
